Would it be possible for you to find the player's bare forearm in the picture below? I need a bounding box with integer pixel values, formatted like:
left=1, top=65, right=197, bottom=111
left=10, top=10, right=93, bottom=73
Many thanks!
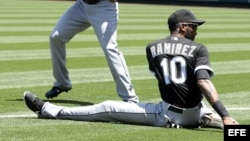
left=197, top=79, right=218, bottom=104
left=197, top=79, right=238, bottom=125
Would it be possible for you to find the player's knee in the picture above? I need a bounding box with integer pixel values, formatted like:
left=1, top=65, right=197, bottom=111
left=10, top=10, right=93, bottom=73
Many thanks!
left=50, top=30, right=60, bottom=39
left=100, top=100, right=113, bottom=106
left=49, top=31, right=67, bottom=44
left=99, top=100, right=116, bottom=111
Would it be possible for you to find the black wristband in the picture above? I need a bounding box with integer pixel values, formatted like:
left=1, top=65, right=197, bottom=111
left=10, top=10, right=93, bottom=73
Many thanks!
left=212, top=100, right=230, bottom=118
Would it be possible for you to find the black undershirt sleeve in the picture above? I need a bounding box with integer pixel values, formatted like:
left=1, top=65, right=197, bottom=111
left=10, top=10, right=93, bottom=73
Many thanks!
left=195, top=69, right=210, bottom=80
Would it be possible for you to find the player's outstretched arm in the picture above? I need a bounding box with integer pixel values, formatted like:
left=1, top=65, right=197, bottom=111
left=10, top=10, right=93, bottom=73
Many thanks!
left=197, top=79, right=239, bottom=125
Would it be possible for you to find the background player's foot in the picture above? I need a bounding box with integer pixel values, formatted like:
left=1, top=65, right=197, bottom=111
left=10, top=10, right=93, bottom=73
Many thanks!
left=23, top=91, right=44, bottom=116
left=45, top=86, right=71, bottom=99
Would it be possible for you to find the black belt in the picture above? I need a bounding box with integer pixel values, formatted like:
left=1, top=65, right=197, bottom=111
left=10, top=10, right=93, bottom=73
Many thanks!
left=83, top=0, right=104, bottom=4
left=83, top=0, right=117, bottom=4
left=168, top=103, right=202, bottom=114
left=168, top=105, right=183, bottom=113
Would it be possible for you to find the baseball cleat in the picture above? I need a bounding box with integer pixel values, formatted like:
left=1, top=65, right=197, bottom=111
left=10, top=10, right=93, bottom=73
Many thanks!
left=45, top=86, right=71, bottom=99
left=23, top=91, right=44, bottom=116
left=167, top=121, right=182, bottom=128
left=200, top=114, right=223, bottom=129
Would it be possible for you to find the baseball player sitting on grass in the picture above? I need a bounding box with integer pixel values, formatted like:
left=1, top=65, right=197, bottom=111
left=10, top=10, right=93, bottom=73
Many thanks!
left=23, top=9, right=238, bottom=129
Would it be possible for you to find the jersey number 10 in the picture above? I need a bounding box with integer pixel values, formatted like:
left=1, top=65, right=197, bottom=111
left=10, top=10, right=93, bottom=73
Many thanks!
left=160, top=56, right=187, bottom=85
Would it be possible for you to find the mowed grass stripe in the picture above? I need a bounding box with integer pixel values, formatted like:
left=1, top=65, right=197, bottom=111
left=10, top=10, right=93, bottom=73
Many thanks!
left=0, top=31, right=249, bottom=43
left=2, top=24, right=250, bottom=32
left=0, top=1, right=73, bottom=9
left=1, top=17, right=250, bottom=24
left=2, top=7, right=240, bottom=16
left=0, top=19, right=58, bottom=24
left=1, top=43, right=250, bottom=60
left=2, top=6, right=248, bottom=16
left=1, top=12, right=249, bottom=18
left=0, top=60, right=250, bottom=89
left=1, top=24, right=249, bottom=32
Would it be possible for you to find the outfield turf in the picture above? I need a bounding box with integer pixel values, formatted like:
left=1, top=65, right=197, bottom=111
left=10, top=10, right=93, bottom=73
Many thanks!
left=0, top=0, right=250, bottom=140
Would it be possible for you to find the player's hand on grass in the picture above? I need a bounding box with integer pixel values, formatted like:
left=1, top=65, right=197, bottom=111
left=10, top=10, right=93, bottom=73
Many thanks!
left=223, top=117, right=239, bottom=125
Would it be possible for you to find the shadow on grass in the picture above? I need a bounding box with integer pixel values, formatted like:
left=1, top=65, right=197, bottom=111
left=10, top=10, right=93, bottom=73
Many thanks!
left=7, top=98, right=94, bottom=106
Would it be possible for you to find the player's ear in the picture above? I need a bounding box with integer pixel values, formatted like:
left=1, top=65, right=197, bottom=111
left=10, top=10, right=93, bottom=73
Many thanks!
left=178, top=24, right=185, bottom=30
left=178, top=24, right=187, bottom=33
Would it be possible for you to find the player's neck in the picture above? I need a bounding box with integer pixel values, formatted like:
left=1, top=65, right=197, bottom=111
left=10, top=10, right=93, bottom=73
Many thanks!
left=171, top=33, right=183, bottom=38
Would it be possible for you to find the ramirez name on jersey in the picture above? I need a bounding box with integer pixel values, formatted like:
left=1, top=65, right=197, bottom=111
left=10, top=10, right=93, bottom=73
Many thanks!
left=149, top=42, right=196, bottom=58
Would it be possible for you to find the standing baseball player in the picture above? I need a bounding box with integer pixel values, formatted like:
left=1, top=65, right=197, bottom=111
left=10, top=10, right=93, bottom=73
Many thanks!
left=45, top=0, right=139, bottom=103
left=23, top=9, right=238, bottom=128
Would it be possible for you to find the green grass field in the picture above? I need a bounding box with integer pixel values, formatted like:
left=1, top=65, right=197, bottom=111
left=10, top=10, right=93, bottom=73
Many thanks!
left=0, top=0, right=250, bottom=140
